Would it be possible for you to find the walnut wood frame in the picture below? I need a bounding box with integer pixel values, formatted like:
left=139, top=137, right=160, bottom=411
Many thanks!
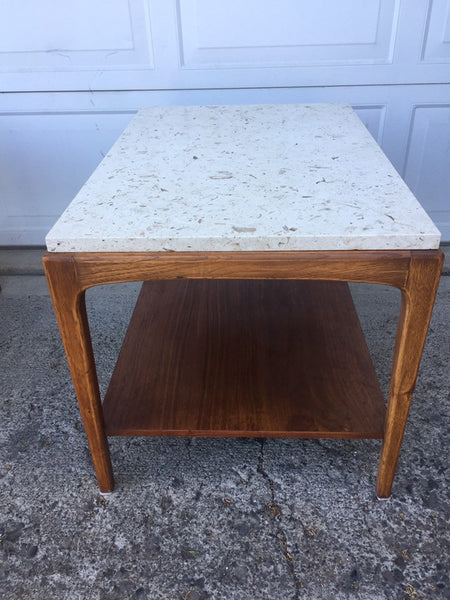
left=43, top=249, right=443, bottom=497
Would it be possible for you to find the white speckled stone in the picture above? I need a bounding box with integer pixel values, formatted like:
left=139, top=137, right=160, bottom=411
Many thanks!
left=46, top=104, right=441, bottom=252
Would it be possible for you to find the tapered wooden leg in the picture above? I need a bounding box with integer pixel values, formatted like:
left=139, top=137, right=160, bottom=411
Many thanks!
left=377, top=253, right=443, bottom=498
left=43, top=255, right=114, bottom=492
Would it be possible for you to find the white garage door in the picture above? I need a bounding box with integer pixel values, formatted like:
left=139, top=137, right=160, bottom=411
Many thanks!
left=0, top=0, right=449, bottom=244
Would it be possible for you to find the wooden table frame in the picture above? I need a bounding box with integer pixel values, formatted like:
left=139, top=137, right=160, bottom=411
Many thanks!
left=43, top=248, right=443, bottom=497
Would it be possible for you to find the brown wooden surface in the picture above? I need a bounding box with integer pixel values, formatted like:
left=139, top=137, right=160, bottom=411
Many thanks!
left=43, top=250, right=413, bottom=290
left=376, top=251, right=444, bottom=497
left=43, top=256, right=114, bottom=492
left=102, top=279, right=386, bottom=438
left=43, top=249, right=444, bottom=496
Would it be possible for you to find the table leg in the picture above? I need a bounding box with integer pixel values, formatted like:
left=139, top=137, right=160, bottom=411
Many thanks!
left=377, top=253, right=443, bottom=498
left=44, top=256, right=114, bottom=492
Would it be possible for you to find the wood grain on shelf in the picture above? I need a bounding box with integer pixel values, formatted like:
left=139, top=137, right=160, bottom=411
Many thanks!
left=102, top=280, right=386, bottom=438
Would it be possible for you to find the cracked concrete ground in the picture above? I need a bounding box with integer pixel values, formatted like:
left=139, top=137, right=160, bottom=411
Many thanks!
left=0, top=251, right=449, bottom=600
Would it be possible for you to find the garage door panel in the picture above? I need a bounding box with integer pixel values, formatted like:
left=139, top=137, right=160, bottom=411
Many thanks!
left=178, top=0, right=399, bottom=68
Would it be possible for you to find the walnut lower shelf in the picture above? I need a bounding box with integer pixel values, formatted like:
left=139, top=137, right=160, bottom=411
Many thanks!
left=102, top=280, right=386, bottom=439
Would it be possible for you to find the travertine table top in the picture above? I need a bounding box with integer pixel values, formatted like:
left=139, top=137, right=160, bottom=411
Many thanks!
left=46, top=103, right=441, bottom=252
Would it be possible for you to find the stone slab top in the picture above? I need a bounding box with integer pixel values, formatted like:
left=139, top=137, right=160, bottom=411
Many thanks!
left=46, top=103, right=441, bottom=252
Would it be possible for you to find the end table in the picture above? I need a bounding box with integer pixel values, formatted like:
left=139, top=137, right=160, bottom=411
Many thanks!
left=44, top=104, right=443, bottom=497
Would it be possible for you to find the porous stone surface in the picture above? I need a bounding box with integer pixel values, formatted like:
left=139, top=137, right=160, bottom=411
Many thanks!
left=46, top=104, right=440, bottom=252
left=0, top=274, right=449, bottom=599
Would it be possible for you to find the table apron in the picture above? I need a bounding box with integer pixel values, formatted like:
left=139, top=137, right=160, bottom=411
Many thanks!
left=43, top=250, right=443, bottom=292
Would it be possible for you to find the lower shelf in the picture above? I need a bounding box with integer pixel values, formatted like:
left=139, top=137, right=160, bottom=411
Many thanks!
left=102, top=279, right=385, bottom=439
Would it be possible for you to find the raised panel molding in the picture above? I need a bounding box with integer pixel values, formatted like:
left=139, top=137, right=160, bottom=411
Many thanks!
left=0, top=0, right=154, bottom=73
left=178, top=0, right=400, bottom=68
left=0, top=111, right=135, bottom=245
left=421, top=0, right=450, bottom=62
left=404, top=105, right=450, bottom=239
